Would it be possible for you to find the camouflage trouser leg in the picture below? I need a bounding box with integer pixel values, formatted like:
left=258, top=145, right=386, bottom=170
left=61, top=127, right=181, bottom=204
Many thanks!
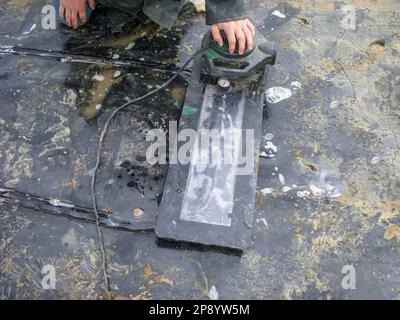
left=53, top=0, right=144, bottom=26
left=54, top=0, right=188, bottom=27
left=97, top=0, right=144, bottom=16
left=142, top=0, right=188, bottom=27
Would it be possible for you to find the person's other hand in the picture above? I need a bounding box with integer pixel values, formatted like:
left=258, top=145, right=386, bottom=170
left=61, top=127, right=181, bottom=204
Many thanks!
left=210, top=19, right=255, bottom=55
left=59, top=0, right=95, bottom=29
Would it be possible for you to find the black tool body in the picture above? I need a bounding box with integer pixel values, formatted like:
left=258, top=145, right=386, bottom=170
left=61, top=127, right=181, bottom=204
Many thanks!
left=156, top=30, right=277, bottom=251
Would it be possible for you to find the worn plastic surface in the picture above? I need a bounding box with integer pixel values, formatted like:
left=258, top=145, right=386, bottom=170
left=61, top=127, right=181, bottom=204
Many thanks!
left=1, top=0, right=399, bottom=299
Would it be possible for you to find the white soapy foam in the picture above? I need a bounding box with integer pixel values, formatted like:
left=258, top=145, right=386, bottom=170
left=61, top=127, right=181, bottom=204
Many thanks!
left=278, top=173, right=285, bottom=185
left=258, top=218, right=268, bottom=227
left=310, top=184, right=325, bottom=196
left=290, top=81, right=302, bottom=91
left=297, top=190, right=310, bottom=198
left=316, top=171, right=343, bottom=198
left=260, top=151, right=275, bottom=158
left=282, top=186, right=292, bottom=193
left=265, top=87, right=292, bottom=103
left=265, top=141, right=278, bottom=153
left=272, top=10, right=286, bottom=18
left=208, top=286, right=219, bottom=300
left=264, top=133, right=274, bottom=140
left=92, top=74, right=105, bottom=81
left=260, top=187, right=274, bottom=195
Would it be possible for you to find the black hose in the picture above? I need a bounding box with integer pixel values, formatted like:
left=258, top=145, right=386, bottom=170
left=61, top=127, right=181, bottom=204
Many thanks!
left=90, top=47, right=208, bottom=292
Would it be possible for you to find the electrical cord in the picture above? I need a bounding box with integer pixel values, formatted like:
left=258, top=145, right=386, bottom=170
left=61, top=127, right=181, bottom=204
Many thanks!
left=90, top=46, right=208, bottom=292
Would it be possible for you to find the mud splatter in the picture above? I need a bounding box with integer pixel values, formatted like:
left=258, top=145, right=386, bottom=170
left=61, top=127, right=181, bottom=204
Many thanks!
left=384, top=224, right=400, bottom=241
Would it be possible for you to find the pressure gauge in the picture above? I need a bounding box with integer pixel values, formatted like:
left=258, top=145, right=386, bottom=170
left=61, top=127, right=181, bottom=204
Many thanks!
left=217, top=78, right=231, bottom=92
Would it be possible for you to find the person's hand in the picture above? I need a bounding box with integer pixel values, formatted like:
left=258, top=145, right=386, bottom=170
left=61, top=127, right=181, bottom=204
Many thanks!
left=59, top=0, right=95, bottom=29
left=210, top=19, right=255, bottom=55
